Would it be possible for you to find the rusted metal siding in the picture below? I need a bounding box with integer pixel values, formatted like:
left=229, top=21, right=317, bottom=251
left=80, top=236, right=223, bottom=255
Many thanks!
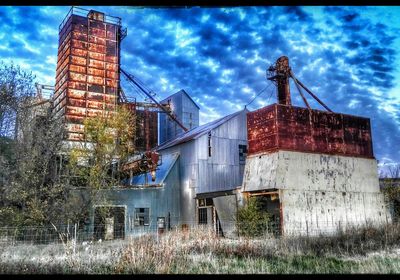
left=122, top=102, right=158, bottom=152
left=53, top=10, right=121, bottom=141
left=135, top=110, right=158, bottom=152
left=247, top=104, right=373, bottom=159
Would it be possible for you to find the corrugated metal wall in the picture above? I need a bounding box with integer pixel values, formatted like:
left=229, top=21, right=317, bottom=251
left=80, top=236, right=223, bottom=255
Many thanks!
left=93, top=154, right=181, bottom=236
left=159, top=109, right=248, bottom=226
left=247, top=104, right=374, bottom=158
left=159, top=90, right=199, bottom=144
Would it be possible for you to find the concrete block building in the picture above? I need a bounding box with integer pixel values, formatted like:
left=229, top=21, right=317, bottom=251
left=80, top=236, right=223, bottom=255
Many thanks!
left=241, top=103, right=391, bottom=236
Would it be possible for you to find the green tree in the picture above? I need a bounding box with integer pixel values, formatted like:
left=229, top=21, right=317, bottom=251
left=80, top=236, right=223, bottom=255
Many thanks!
left=236, top=196, right=271, bottom=237
left=67, top=105, right=136, bottom=222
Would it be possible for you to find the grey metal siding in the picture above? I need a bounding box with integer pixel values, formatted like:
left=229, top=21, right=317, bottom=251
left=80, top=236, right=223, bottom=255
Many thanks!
left=159, top=90, right=199, bottom=144
left=94, top=155, right=181, bottom=236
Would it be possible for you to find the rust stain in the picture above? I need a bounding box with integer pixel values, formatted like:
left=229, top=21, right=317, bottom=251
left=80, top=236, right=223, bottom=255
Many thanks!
left=247, top=104, right=373, bottom=159
left=122, top=102, right=158, bottom=152
left=53, top=12, right=121, bottom=141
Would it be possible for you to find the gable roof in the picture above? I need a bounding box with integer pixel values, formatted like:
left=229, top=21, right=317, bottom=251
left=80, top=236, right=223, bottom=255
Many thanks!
left=157, top=108, right=248, bottom=151
left=161, top=89, right=200, bottom=109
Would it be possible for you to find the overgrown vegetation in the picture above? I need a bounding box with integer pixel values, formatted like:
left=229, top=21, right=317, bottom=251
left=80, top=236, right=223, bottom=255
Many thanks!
left=381, top=164, right=400, bottom=222
left=236, top=196, right=271, bottom=237
left=1, top=224, right=400, bottom=274
left=0, top=61, right=136, bottom=229
left=0, top=62, right=68, bottom=227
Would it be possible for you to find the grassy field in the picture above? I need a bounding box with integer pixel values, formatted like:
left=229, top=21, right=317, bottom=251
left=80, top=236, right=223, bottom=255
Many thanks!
left=1, top=225, right=400, bottom=274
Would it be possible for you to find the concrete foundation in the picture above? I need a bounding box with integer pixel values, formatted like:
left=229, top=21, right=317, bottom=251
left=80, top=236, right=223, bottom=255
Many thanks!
left=242, top=150, right=391, bottom=236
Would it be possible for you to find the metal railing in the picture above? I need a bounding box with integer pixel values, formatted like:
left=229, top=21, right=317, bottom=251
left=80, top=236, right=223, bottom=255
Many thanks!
left=59, top=6, right=122, bottom=32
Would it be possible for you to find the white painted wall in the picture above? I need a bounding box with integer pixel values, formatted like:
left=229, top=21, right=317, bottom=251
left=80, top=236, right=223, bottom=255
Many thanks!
left=243, top=150, right=381, bottom=193
left=242, top=150, right=391, bottom=236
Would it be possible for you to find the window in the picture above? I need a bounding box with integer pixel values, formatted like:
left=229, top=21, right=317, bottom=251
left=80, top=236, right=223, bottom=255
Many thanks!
left=208, top=132, right=212, bottom=157
left=239, top=144, right=247, bottom=164
left=198, top=198, right=213, bottom=207
left=198, top=208, right=208, bottom=224
left=134, top=208, right=149, bottom=226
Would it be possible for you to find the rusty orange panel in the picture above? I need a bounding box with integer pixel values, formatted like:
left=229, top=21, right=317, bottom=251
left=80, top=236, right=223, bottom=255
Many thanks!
left=89, top=36, right=106, bottom=45
left=69, top=81, right=86, bottom=90
left=87, top=75, right=104, bottom=85
left=89, top=27, right=106, bottom=38
left=88, top=43, right=106, bottom=53
left=88, top=68, right=105, bottom=76
left=71, top=55, right=86, bottom=66
left=68, top=98, right=86, bottom=107
left=89, top=20, right=105, bottom=30
left=89, top=51, right=105, bottom=61
left=88, top=59, right=105, bottom=69
left=87, top=100, right=104, bottom=109
left=55, top=10, right=122, bottom=141
left=247, top=103, right=374, bottom=159
left=72, top=31, right=87, bottom=41
left=71, top=48, right=87, bottom=57
left=67, top=132, right=84, bottom=141
left=71, top=40, right=87, bottom=49
left=70, top=64, right=86, bottom=73
left=105, top=56, right=118, bottom=63
left=106, top=70, right=117, bottom=79
left=70, top=72, right=86, bottom=82
left=87, top=92, right=104, bottom=101
left=66, top=106, right=86, bottom=116
left=65, top=115, right=84, bottom=124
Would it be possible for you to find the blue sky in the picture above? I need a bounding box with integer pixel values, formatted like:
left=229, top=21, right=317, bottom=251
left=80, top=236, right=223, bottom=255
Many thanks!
left=1, top=6, right=399, bottom=172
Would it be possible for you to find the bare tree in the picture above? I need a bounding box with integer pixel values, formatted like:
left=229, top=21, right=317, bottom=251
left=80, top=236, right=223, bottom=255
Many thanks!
left=381, top=163, right=400, bottom=222
left=0, top=61, right=35, bottom=137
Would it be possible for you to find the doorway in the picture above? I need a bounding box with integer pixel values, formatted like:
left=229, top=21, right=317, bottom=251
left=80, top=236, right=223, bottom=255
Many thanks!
left=247, top=191, right=282, bottom=236
left=197, top=198, right=223, bottom=236
left=94, top=206, right=126, bottom=240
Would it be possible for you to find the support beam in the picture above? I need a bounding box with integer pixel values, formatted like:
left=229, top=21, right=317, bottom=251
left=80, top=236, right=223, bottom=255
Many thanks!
left=293, top=77, right=333, bottom=112
left=290, top=70, right=311, bottom=109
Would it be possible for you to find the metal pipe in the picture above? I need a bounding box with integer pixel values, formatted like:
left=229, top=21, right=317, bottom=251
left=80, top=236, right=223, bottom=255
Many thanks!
left=293, top=77, right=333, bottom=112
left=289, top=70, right=311, bottom=109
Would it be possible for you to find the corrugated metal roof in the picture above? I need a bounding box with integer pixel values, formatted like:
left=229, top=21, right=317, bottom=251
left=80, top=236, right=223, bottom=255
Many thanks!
left=122, top=153, right=179, bottom=187
left=157, top=109, right=247, bottom=151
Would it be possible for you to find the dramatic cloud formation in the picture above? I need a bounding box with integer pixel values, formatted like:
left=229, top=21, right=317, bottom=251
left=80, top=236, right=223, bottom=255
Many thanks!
left=1, top=6, right=399, bottom=172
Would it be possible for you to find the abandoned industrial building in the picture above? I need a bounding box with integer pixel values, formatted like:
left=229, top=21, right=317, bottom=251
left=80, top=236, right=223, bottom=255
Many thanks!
left=23, top=7, right=392, bottom=240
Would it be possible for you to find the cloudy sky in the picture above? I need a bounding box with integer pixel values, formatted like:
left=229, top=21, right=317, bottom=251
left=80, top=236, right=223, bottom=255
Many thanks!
left=0, top=6, right=399, bottom=171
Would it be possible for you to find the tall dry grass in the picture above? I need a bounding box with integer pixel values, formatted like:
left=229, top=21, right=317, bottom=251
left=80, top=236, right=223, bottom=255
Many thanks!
left=1, top=223, right=400, bottom=274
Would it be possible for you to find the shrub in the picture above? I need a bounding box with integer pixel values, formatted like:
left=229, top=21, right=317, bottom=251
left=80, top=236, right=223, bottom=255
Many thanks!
left=236, top=196, right=271, bottom=237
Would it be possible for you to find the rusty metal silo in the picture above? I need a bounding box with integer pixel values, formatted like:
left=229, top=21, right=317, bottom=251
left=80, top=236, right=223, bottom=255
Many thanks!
left=53, top=7, right=126, bottom=142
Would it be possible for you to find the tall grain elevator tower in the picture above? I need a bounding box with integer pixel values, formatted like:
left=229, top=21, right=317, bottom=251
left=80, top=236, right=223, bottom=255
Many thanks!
left=53, top=7, right=126, bottom=146
left=241, top=56, right=390, bottom=236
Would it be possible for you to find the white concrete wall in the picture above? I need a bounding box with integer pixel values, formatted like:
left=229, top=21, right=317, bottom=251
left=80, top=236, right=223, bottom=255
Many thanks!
left=242, top=150, right=391, bottom=236
left=280, top=189, right=390, bottom=236
left=243, top=150, right=380, bottom=193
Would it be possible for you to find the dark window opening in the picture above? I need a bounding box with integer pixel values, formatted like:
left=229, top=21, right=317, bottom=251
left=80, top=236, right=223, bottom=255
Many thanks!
left=135, top=207, right=150, bottom=226
left=198, top=198, right=213, bottom=207
left=239, top=144, right=247, bottom=164
left=208, top=132, right=212, bottom=157
left=198, top=208, right=208, bottom=225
